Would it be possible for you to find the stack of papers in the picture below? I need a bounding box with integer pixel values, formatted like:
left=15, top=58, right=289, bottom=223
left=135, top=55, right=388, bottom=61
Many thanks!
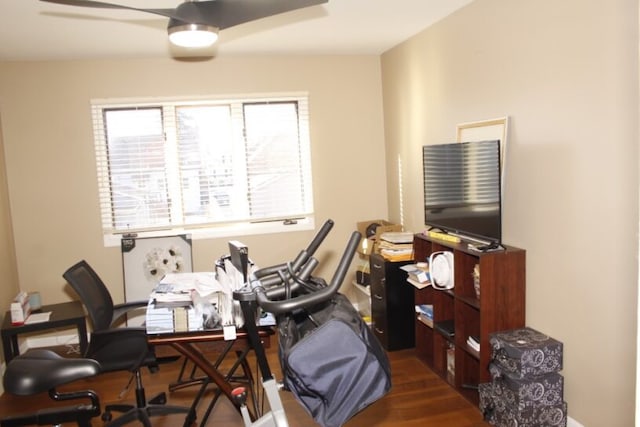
left=158, top=272, right=223, bottom=296
left=149, top=270, right=239, bottom=329
left=145, top=301, right=202, bottom=334
left=401, top=263, right=431, bottom=289
left=24, top=311, right=52, bottom=324
left=146, top=264, right=275, bottom=332
left=379, top=232, right=414, bottom=244
left=378, top=231, right=414, bottom=261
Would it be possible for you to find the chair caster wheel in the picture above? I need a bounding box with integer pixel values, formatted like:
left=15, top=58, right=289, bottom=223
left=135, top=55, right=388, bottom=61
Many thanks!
left=102, top=411, right=112, bottom=422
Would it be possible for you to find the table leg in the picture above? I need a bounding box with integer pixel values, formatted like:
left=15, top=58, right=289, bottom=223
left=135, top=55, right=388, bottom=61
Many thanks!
left=77, top=320, right=88, bottom=356
left=1, top=332, right=17, bottom=363
left=169, top=342, right=235, bottom=406
left=200, top=347, right=259, bottom=426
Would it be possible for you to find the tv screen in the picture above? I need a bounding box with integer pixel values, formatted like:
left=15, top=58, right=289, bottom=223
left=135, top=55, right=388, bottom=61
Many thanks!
left=422, top=140, right=501, bottom=244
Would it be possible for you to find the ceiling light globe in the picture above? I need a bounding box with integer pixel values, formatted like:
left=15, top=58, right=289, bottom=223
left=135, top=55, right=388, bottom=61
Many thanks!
left=168, top=24, right=219, bottom=48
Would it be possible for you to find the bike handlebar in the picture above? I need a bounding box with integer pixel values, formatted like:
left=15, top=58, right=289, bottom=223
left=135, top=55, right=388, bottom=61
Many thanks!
left=253, top=219, right=335, bottom=288
left=251, top=230, right=361, bottom=315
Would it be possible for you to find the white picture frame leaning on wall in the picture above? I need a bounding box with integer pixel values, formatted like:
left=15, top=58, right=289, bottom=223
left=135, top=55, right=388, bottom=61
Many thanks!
left=121, top=234, right=193, bottom=326
left=456, top=116, right=509, bottom=189
left=456, top=116, right=509, bottom=213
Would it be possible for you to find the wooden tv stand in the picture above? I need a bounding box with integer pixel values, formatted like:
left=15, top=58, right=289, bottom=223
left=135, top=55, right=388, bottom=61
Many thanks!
left=412, top=233, right=526, bottom=404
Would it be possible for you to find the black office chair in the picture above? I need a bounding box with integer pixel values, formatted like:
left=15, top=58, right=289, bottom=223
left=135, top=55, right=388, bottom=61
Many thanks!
left=63, top=260, right=193, bottom=427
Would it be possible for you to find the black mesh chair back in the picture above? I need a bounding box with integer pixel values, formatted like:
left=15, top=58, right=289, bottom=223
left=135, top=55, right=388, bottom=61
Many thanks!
left=63, top=260, right=115, bottom=332
left=62, top=259, right=191, bottom=426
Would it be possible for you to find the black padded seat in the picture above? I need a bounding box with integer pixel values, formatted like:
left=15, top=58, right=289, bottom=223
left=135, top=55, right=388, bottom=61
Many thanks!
left=3, top=349, right=100, bottom=396
left=1, top=349, right=102, bottom=427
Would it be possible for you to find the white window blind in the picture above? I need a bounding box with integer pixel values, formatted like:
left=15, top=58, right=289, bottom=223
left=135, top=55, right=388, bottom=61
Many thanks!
left=91, top=94, right=314, bottom=241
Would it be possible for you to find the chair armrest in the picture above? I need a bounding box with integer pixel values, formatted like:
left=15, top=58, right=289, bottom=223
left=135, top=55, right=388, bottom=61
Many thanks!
left=111, top=300, right=149, bottom=326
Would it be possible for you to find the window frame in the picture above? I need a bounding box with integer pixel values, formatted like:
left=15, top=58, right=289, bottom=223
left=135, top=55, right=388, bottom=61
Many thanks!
left=91, top=93, right=315, bottom=247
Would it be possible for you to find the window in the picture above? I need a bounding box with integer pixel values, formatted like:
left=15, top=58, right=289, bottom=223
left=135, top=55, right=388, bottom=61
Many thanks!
left=91, top=94, right=314, bottom=244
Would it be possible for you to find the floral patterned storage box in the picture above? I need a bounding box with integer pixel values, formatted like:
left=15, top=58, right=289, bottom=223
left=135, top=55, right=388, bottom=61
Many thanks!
left=488, top=363, right=564, bottom=411
left=480, top=382, right=568, bottom=427
left=489, top=327, right=563, bottom=378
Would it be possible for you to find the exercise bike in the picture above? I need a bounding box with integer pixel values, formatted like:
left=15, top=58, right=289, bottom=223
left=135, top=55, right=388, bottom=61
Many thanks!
left=231, top=220, right=390, bottom=427
left=1, top=349, right=102, bottom=427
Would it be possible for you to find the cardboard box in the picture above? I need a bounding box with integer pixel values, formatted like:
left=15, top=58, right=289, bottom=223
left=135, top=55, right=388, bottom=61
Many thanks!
left=356, top=220, right=403, bottom=255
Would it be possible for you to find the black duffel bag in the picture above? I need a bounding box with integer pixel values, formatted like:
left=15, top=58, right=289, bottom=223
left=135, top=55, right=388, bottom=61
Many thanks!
left=278, top=293, right=391, bottom=427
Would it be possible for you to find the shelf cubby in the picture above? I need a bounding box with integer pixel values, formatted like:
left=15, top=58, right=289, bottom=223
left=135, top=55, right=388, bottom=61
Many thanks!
left=412, top=233, right=525, bottom=405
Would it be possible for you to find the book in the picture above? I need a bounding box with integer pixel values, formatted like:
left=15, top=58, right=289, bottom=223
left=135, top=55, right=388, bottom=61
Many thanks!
left=406, top=278, right=431, bottom=289
left=434, top=319, right=455, bottom=338
left=408, top=270, right=430, bottom=283
left=400, top=264, right=430, bottom=283
left=467, top=335, right=480, bottom=352
left=415, top=304, right=433, bottom=318
left=417, top=313, right=433, bottom=328
left=415, top=304, right=434, bottom=327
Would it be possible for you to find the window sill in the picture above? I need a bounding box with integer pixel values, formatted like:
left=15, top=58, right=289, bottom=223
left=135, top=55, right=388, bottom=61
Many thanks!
left=102, top=217, right=315, bottom=247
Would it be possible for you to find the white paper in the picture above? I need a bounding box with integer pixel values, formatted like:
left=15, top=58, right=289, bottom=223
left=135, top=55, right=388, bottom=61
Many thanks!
left=152, top=292, right=192, bottom=303
left=24, top=311, right=52, bottom=324
left=160, top=272, right=224, bottom=296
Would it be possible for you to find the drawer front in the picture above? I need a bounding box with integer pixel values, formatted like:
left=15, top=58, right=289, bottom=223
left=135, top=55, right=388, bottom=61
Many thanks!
left=372, top=310, right=388, bottom=347
left=370, top=254, right=388, bottom=347
left=370, top=287, right=387, bottom=322
left=370, top=254, right=387, bottom=320
left=370, top=255, right=387, bottom=293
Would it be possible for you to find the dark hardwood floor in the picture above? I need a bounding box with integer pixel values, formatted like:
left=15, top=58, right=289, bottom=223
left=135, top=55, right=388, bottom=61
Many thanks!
left=0, top=340, right=490, bottom=427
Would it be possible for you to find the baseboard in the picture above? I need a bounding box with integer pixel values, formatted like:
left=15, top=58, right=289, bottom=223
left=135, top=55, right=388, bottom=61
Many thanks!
left=567, top=416, right=584, bottom=427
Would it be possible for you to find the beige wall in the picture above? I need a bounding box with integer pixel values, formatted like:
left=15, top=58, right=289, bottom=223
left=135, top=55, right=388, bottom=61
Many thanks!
left=1, top=1, right=638, bottom=424
left=0, top=56, right=389, bottom=309
left=381, top=0, right=638, bottom=425
left=0, top=114, right=19, bottom=365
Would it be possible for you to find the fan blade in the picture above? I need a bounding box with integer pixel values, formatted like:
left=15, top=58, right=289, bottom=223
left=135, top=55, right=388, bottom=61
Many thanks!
left=40, top=0, right=180, bottom=21
left=185, top=0, right=328, bottom=30
left=41, top=0, right=328, bottom=32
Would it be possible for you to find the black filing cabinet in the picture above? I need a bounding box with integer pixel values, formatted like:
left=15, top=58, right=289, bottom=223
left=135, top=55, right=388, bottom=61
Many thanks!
left=369, top=253, right=415, bottom=351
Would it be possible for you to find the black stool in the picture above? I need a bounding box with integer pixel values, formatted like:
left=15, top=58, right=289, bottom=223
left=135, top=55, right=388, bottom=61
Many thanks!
left=1, top=349, right=101, bottom=427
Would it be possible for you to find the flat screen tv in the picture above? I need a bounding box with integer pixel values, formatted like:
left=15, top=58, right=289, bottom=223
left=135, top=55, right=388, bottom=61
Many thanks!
left=422, top=139, right=502, bottom=245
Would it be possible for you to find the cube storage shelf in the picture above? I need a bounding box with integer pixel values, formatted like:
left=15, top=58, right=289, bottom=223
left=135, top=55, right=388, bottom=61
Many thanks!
left=413, top=233, right=526, bottom=404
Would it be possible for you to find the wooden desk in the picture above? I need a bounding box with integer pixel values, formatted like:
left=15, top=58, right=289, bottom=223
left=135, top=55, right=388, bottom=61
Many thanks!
left=1, top=301, right=88, bottom=363
left=146, top=306, right=273, bottom=427
left=148, top=329, right=272, bottom=401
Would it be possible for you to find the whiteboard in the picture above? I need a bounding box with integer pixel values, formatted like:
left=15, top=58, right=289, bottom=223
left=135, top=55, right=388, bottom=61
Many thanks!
left=121, top=235, right=193, bottom=326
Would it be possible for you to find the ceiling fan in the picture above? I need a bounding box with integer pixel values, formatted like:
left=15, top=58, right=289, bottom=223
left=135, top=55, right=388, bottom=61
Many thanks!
left=40, top=0, right=328, bottom=48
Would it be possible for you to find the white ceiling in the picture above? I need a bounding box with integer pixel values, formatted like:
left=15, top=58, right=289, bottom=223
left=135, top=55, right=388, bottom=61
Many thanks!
left=0, top=0, right=473, bottom=61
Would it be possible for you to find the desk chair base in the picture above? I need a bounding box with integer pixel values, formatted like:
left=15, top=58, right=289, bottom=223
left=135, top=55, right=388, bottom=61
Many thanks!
left=103, top=369, right=195, bottom=427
